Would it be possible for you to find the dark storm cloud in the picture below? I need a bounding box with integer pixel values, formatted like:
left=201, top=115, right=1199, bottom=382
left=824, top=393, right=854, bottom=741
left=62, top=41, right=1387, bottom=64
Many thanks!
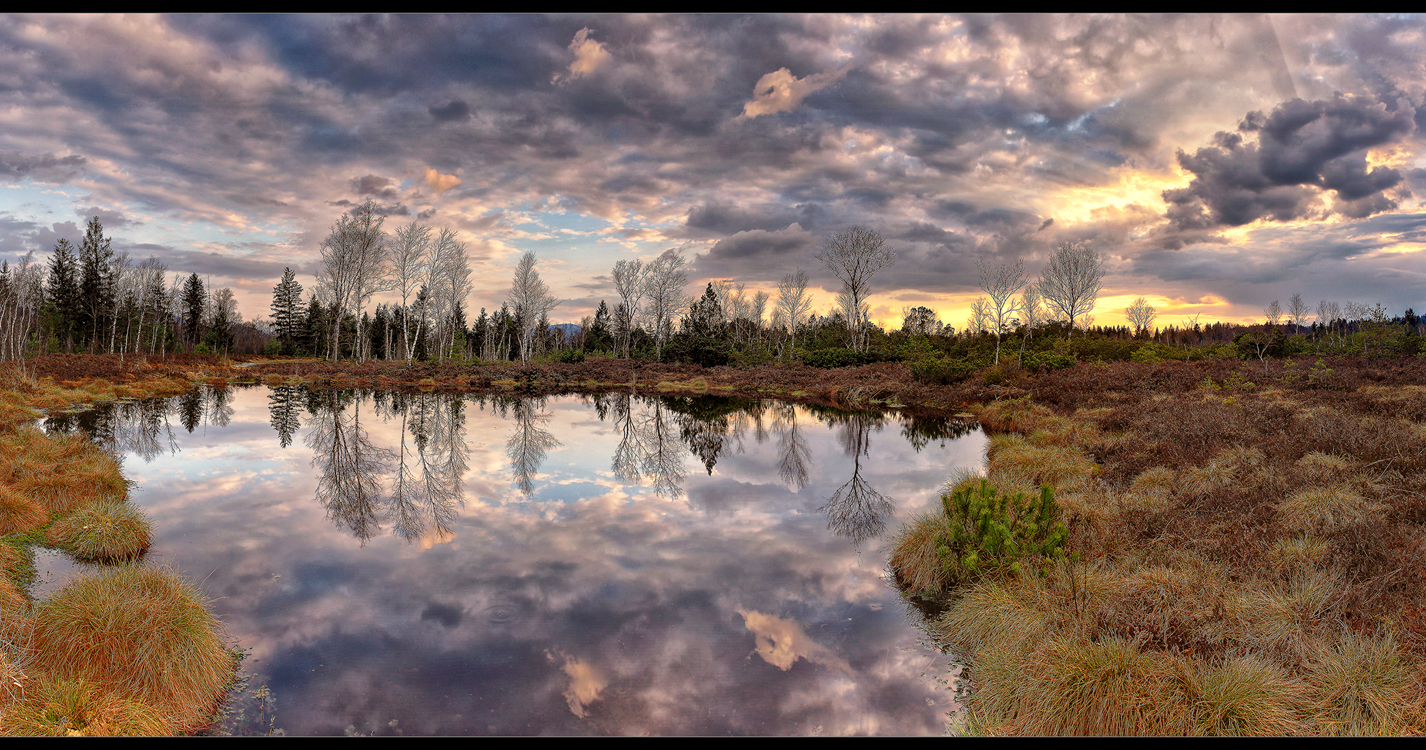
left=1165, top=95, right=1418, bottom=231
left=132, top=245, right=301, bottom=281
left=0, top=151, right=87, bottom=183
left=350, top=174, right=398, bottom=199
left=684, top=202, right=826, bottom=236
left=0, top=217, right=85, bottom=261
left=692, top=225, right=816, bottom=280
left=75, top=206, right=136, bottom=228
left=428, top=99, right=470, bottom=122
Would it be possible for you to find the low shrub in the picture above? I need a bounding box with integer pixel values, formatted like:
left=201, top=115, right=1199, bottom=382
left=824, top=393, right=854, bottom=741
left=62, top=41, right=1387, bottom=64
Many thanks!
left=910, top=357, right=976, bottom=385
left=660, top=336, right=731, bottom=367
left=546, top=349, right=585, bottom=364
left=45, top=501, right=153, bottom=562
left=796, top=348, right=880, bottom=369
left=1022, top=351, right=1076, bottom=373
left=935, top=480, right=1069, bottom=588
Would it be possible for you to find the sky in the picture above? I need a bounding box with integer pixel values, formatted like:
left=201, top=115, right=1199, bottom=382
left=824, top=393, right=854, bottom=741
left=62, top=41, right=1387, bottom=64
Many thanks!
left=4, top=14, right=1426, bottom=331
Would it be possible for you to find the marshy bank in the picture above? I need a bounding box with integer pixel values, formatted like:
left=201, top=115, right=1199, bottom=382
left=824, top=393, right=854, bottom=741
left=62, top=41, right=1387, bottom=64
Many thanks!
left=890, top=358, right=1426, bottom=735
left=11, top=352, right=1426, bottom=735
left=0, top=365, right=236, bottom=735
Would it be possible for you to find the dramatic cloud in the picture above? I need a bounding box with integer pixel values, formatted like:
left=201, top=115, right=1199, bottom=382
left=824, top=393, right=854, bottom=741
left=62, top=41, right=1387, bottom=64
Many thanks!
left=740, top=64, right=850, bottom=118
left=561, top=27, right=611, bottom=81
left=1164, top=95, right=1418, bottom=231
left=3, top=14, right=1426, bottom=325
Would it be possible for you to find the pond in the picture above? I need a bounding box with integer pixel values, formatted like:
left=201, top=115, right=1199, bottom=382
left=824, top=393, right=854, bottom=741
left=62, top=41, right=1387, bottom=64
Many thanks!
left=39, top=385, right=986, bottom=736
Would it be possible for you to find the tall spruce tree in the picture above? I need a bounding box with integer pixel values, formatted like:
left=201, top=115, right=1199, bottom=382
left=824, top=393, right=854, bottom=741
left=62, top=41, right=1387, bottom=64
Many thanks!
left=271, top=267, right=304, bottom=353
left=46, top=238, right=81, bottom=352
left=182, top=273, right=205, bottom=350
left=77, top=216, right=115, bottom=352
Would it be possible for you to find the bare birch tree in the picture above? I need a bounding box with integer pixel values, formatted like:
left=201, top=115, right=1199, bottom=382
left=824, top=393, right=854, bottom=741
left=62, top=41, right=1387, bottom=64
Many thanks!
left=1018, top=282, right=1043, bottom=364
left=815, top=226, right=894, bottom=353
left=611, top=259, right=647, bottom=358
left=642, top=249, right=688, bottom=359
left=967, top=297, right=991, bottom=335
left=776, top=270, right=812, bottom=357
left=1125, top=296, right=1157, bottom=337
left=977, top=258, right=1025, bottom=364
left=316, top=200, right=388, bottom=361
left=1287, top=292, right=1309, bottom=331
left=1037, top=241, right=1103, bottom=336
left=1264, top=299, right=1283, bottom=326
left=508, top=251, right=559, bottom=363
left=390, top=221, right=431, bottom=363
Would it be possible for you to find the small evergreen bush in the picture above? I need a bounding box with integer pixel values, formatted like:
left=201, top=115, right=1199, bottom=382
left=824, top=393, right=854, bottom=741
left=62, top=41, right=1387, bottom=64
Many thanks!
left=936, top=480, right=1069, bottom=587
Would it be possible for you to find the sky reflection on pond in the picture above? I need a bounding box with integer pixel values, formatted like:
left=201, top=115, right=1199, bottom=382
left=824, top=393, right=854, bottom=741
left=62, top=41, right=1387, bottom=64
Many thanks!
left=44, top=386, right=985, bottom=736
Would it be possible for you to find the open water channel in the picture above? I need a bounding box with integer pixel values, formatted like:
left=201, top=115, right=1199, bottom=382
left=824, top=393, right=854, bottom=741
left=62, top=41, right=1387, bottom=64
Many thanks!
left=36, top=385, right=986, bottom=736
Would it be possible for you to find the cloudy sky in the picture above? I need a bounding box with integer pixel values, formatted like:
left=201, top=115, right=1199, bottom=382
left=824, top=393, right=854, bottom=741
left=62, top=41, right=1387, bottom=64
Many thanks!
left=4, top=14, right=1426, bottom=329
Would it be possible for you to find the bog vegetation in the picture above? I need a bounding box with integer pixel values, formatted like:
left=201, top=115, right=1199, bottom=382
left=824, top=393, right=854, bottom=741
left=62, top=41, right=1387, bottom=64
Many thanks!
left=8, top=211, right=1426, bottom=735
left=0, top=366, right=235, bottom=736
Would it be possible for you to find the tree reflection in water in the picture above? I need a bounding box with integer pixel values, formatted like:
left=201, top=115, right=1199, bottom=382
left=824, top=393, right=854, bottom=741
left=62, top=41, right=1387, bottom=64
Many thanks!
left=56, top=387, right=975, bottom=556
left=303, top=389, right=471, bottom=544
left=305, top=390, right=391, bottom=543
left=772, top=402, right=810, bottom=491
left=506, top=396, right=561, bottom=496
left=44, top=389, right=186, bottom=463
left=814, top=409, right=894, bottom=549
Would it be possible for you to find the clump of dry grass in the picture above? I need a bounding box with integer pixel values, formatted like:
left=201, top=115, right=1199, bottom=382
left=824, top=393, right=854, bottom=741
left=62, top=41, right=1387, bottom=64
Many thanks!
left=985, top=434, right=1095, bottom=492
left=977, top=397, right=1054, bottom=434
left=1012, top=635, right=1192, bottom=735
left=0, top=486, right=48, bottom=536
left=0, top=675, right=170, bottom=736
left=45, top=501, right=152, bottom=562
left=1278, top=484, right=1381, bottom=535
left=1181, top=654, right=1309, bottom=735
left=0, top=427, right=126, bottom=515
left=1235, top=571, right=1344, bottom=666
left=30, top=565, right=234, bottom=733
left=1306, top=632, right=1414, bottom=735
left=888, top=511, right=954, bottom=597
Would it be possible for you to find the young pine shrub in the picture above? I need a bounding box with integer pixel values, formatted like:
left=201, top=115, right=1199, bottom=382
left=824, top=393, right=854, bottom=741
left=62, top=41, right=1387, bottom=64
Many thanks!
left=45, top=501, right=153, bottom=562
left=935, top=480, right=1069, bottom=588
left=30, top=565, right=234, bottom=734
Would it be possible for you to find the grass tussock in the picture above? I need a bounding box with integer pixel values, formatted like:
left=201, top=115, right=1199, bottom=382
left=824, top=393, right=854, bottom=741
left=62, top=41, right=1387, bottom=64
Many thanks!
left=1279, top=484, right=1381, bottom=535
left=0, top=675, right=170, bottom=736
left=45, top=501, right=152, bottom=562
left=0, top=486, right=48, bottom=536
left=31, top=565, right=234, bottom=733
left=1307, top=632, right=1416, bottom=735
left=985, top=433, right=1095, bottom=492
left=0, top=426, right=126, bottom=515
left=887, top=511, right=953, bottom=597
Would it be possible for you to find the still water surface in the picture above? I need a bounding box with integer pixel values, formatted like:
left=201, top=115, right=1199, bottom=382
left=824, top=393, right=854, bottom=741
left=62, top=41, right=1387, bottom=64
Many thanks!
left=41, top=386, right=985, bottom=736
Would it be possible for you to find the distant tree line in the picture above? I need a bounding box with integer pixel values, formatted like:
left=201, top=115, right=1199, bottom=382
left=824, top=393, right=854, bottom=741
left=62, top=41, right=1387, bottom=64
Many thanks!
left=6, top=209, right=1426, bottom=373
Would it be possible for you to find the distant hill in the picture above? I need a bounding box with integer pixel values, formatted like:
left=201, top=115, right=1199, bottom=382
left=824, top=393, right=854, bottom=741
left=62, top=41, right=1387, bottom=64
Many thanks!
left=550, top=323, right=582, bottom=337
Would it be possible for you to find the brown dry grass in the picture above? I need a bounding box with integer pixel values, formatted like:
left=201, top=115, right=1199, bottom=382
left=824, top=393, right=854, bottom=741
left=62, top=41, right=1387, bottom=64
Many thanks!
left=892, top=356, right=1426, bottom=735
left=30, top=565, right=234, bottom=734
